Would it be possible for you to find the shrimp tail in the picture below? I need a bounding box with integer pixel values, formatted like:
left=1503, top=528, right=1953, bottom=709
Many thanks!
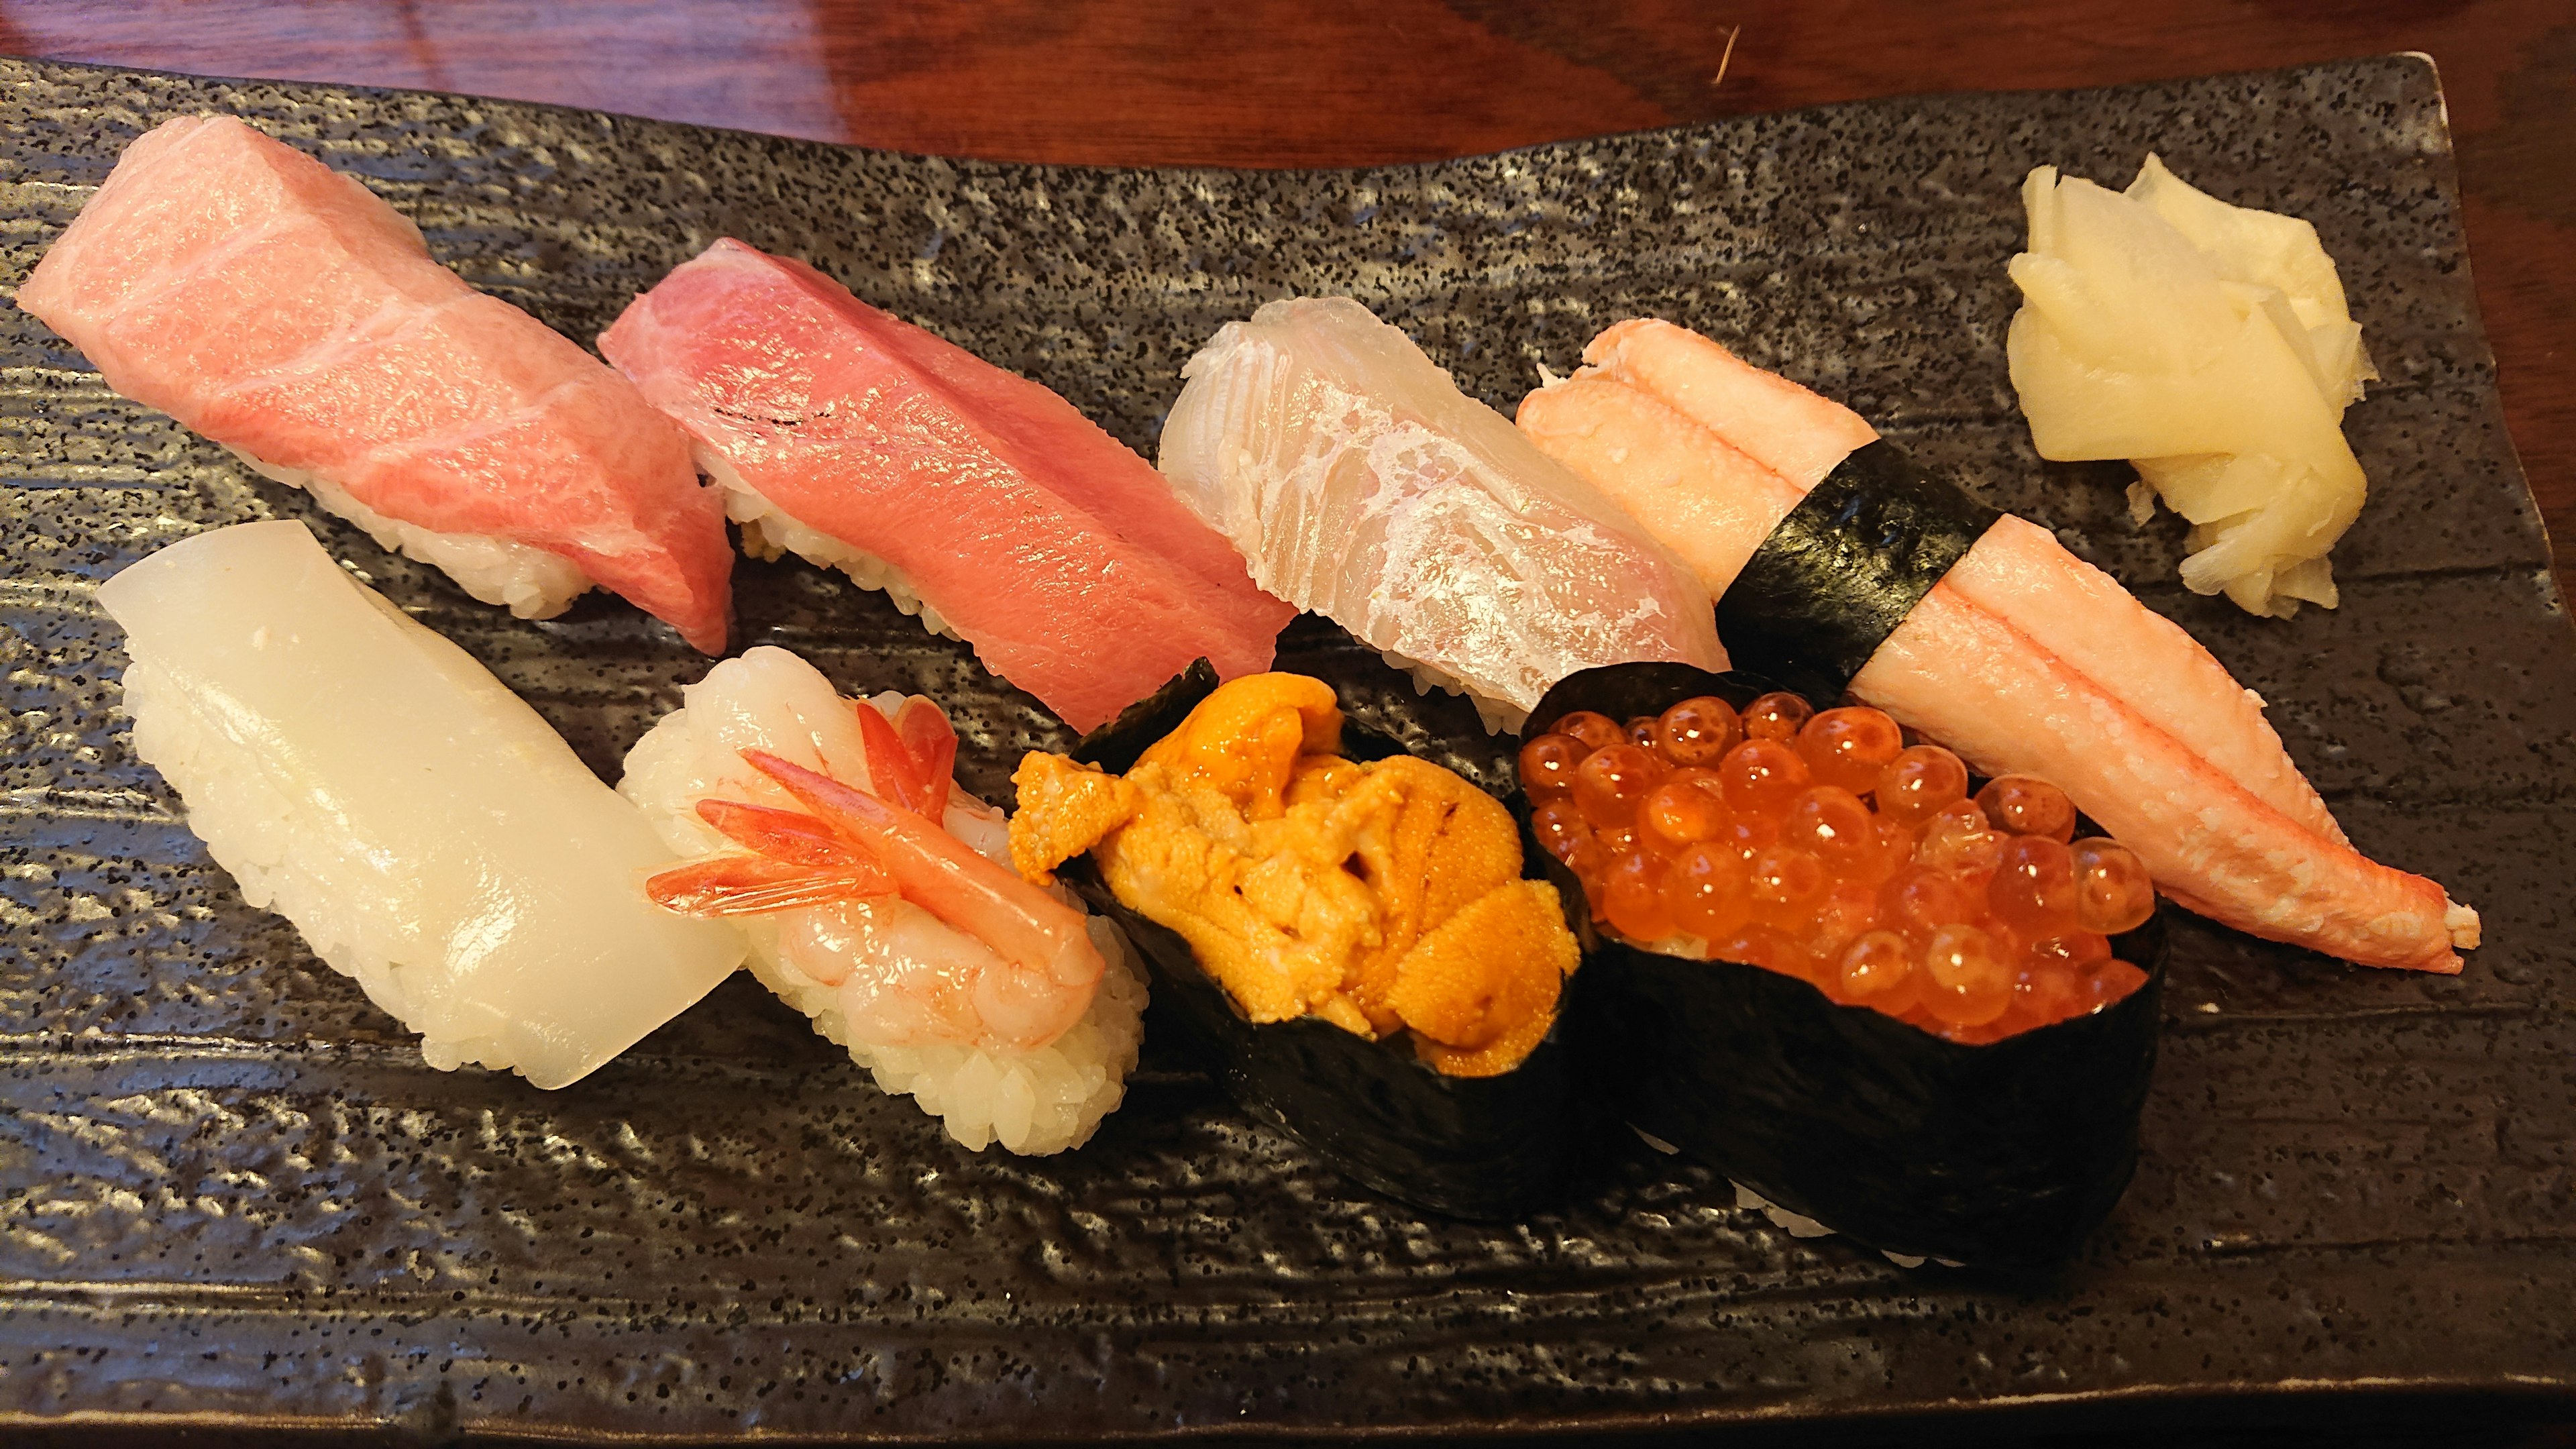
left=741, top=748, right=1104, bottom=991
left=644, top=854, right=892, bottom=916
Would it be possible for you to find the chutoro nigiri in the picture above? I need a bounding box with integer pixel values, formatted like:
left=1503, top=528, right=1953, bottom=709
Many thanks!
left=620, top=646, right=1146, bottom=1154
left=99, top=520, right=745, bottom=1087
left=1517, top=318, right=2474, bottom=973
left=599, top=239, right=1293, bottom=733
left=19, top=115, right=735, bottom=651
left=1157, top=297, right=1727, bottom=731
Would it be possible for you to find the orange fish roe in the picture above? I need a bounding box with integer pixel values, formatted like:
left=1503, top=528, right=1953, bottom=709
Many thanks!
left=1520, top=693, right=2153, bottom=1042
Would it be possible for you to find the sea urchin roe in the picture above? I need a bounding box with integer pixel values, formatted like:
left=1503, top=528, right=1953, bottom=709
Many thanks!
left=1519, top=698, right=2152, bottom=1043
left=1012, top=672, right=1579, bottom=1077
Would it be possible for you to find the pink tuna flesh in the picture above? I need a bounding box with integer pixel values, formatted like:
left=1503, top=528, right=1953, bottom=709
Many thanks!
left=1517, top=317, right=2471, bottom=972
left=598, top=238, right=1293, bottom=733
left=16, top=114, right=733, bottom=652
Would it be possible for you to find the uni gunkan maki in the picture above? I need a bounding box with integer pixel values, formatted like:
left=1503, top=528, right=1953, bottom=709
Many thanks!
left=1519, top=661, right=2166, bottom=1271
left=1006, top=663, right=1583, bottom=1219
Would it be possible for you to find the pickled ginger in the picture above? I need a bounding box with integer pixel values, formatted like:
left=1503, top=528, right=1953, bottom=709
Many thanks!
left=2006, top=155, right=2375, bottom=619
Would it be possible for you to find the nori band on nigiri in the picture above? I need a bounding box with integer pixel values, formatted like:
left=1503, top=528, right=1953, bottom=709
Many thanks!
left=1066, top=661, right=1577, bottom=1221
left=1520, top=663, right=2167, bottom=1272
left=1719, top=440, right=2002, bottom=704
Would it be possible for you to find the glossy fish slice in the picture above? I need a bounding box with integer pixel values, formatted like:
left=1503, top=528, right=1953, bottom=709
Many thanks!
left=19, top=115, right=734, bottom=650
left=1517, top=318, right=2474, bottom=972
left=1157, top=296, right=1729, bottom=731
left=599, top=239, right=1293, bottom=732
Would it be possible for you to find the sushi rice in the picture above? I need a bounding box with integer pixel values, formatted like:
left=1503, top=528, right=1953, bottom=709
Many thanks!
left=702, top=443, right=963, bottom=642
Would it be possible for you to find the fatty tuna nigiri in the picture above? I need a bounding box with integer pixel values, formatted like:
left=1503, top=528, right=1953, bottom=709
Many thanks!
left=1517, top=319, right=2475, bottom=973
left=1157, top=297, right=1727, bottom=731
left=599, top=239, right=1293, bottom=733
left=19, top=115, right=735, bottom=651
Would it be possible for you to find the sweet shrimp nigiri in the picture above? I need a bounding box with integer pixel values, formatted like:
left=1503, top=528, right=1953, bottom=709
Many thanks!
left=1515, top=319, right=2475, bottom=973
left=621, top=646, right=1145, bottom=1153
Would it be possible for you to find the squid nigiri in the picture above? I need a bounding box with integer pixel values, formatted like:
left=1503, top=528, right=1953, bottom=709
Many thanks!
left=619, top=646, right=1145, bottom=1155
left=1516, top=318, right=2475, bottom=973
left=19, top=115, right=734, bottom=650
left=98, top=520, right=744, bottom=1087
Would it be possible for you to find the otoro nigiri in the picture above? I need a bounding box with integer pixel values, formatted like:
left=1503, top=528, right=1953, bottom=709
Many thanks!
left=619, top=646, right=1145, bottom=1155
left=1157, top=297, right=1727, bottom=731
left=1517, top=318, right=2475, bottom=973
left=99, top=520, right=744, bottom=1087
left=19, top=115, right=735, bottom=651
left=599, top=239, right=1293, bottom=733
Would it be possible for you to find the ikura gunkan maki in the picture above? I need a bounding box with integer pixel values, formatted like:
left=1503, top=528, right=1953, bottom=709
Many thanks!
left=1009, top=667, right=1585, bottom=1218
left=1522, top=663, right=2165, bottom=1271
left=1526, top=690, right=2153, bottom=1042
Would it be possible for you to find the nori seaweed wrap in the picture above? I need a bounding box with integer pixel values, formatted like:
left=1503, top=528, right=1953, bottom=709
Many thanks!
left=1521, top=663, right=2167, bottom=1271
left=1719, top=439, right=2001, bottom=703
left=1046, top=661, right=1581, bottom=1221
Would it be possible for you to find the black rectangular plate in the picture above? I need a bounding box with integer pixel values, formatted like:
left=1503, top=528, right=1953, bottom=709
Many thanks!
left=1, top=53, right=2571, bottom=1442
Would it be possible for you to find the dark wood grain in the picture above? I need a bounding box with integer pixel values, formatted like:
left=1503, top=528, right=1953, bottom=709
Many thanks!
left=0, top=0, right=2567, bottom=582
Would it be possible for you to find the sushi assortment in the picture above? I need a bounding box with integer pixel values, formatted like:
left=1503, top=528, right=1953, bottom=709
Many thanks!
left=1517, top=317, right=2476, bottom=973
left=20, top=112, right=2492, bottom=1260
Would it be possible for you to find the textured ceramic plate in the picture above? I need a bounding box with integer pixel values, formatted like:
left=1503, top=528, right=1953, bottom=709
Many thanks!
left=1, top=53, right=2571, bottom=1443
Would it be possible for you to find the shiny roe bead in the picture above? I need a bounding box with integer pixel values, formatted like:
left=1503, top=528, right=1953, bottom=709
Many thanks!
left=1529, top=798, right=1593, bottom=863
left=2082, top=959, right=2151, bottom=1010
left=1838, top=930, right=1919, bottom=1006
left=1796, top=706, right=1906, bottom=796
left=1714, top=812, right=1779, bottom=869
left=1603, top=850, right=1676, bottom=943
left=1915, top=799, right=2003, bottom=876
left=1718, top=739, right=1811, bottom=816
left=1641, top=777, right=1729, bottom=849
left=1782, top=786, right=1876, bottom=873
left=2070, top=837, right=2157, bottom=934
left=1625, top=715, right=1662, bottom=749
left=2021, top=930, right=2112, bottom=975
left=2012, top=961, right=2084, bottom=1028
left=1551, top=710, right=1625, bottom=755
left=1880, top=865, right=1976, bottom=942
left=1748, top=845, right=1827, bottom=910
left=1572, top=743, right=1662, bottom=830
left=1663, top=842, right=1746, bottom=939
left=1977, top=774, right=2078, bottom=843
left=1656, top=696, right=1743, bottom=767
left=1874, top=744, right=1970, bottom=825
left=1741, top=692, right=1814, bottom=742
left=1986, top=835, right=2078, bottom=935
left=1921, top=924, right=2013, bottom=1027
left=1517, top=733, right=1587, bottom=799
left=1807, top=883, right=1879, bottom=959
left=1715, top=923, right=1812, bottom=980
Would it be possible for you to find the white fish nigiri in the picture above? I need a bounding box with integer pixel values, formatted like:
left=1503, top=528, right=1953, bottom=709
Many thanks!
left=1158, top=296, right=1729, bottom=730
left=618, top=646, right=1145, bottom=1155
left=97, top=520, right=745, bottom=1087
left=2006, top=156, right=2375, bottom=618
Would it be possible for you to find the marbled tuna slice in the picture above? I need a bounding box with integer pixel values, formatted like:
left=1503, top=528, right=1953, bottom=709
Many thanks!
left=1518, top=317, right=2473, bottom=972
left=1156, top=297, right=1728, bottom=731
left=599, top=239, right=1293, bottom=733
left=16, top=114, right=733, bottom=650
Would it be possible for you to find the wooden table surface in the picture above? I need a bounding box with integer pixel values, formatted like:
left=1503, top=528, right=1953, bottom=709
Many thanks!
left=3, top=0, right=2568, bottom=587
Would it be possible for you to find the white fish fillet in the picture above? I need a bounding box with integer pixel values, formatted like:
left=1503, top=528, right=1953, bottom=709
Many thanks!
left=1158, top=296, right=1729, bottom=729
left=98, top=520, right=744, bottom=1087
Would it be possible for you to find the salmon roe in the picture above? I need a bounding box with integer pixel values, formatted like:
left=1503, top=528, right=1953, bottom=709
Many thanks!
left=1521, top=697, right=2154, bottom=1042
